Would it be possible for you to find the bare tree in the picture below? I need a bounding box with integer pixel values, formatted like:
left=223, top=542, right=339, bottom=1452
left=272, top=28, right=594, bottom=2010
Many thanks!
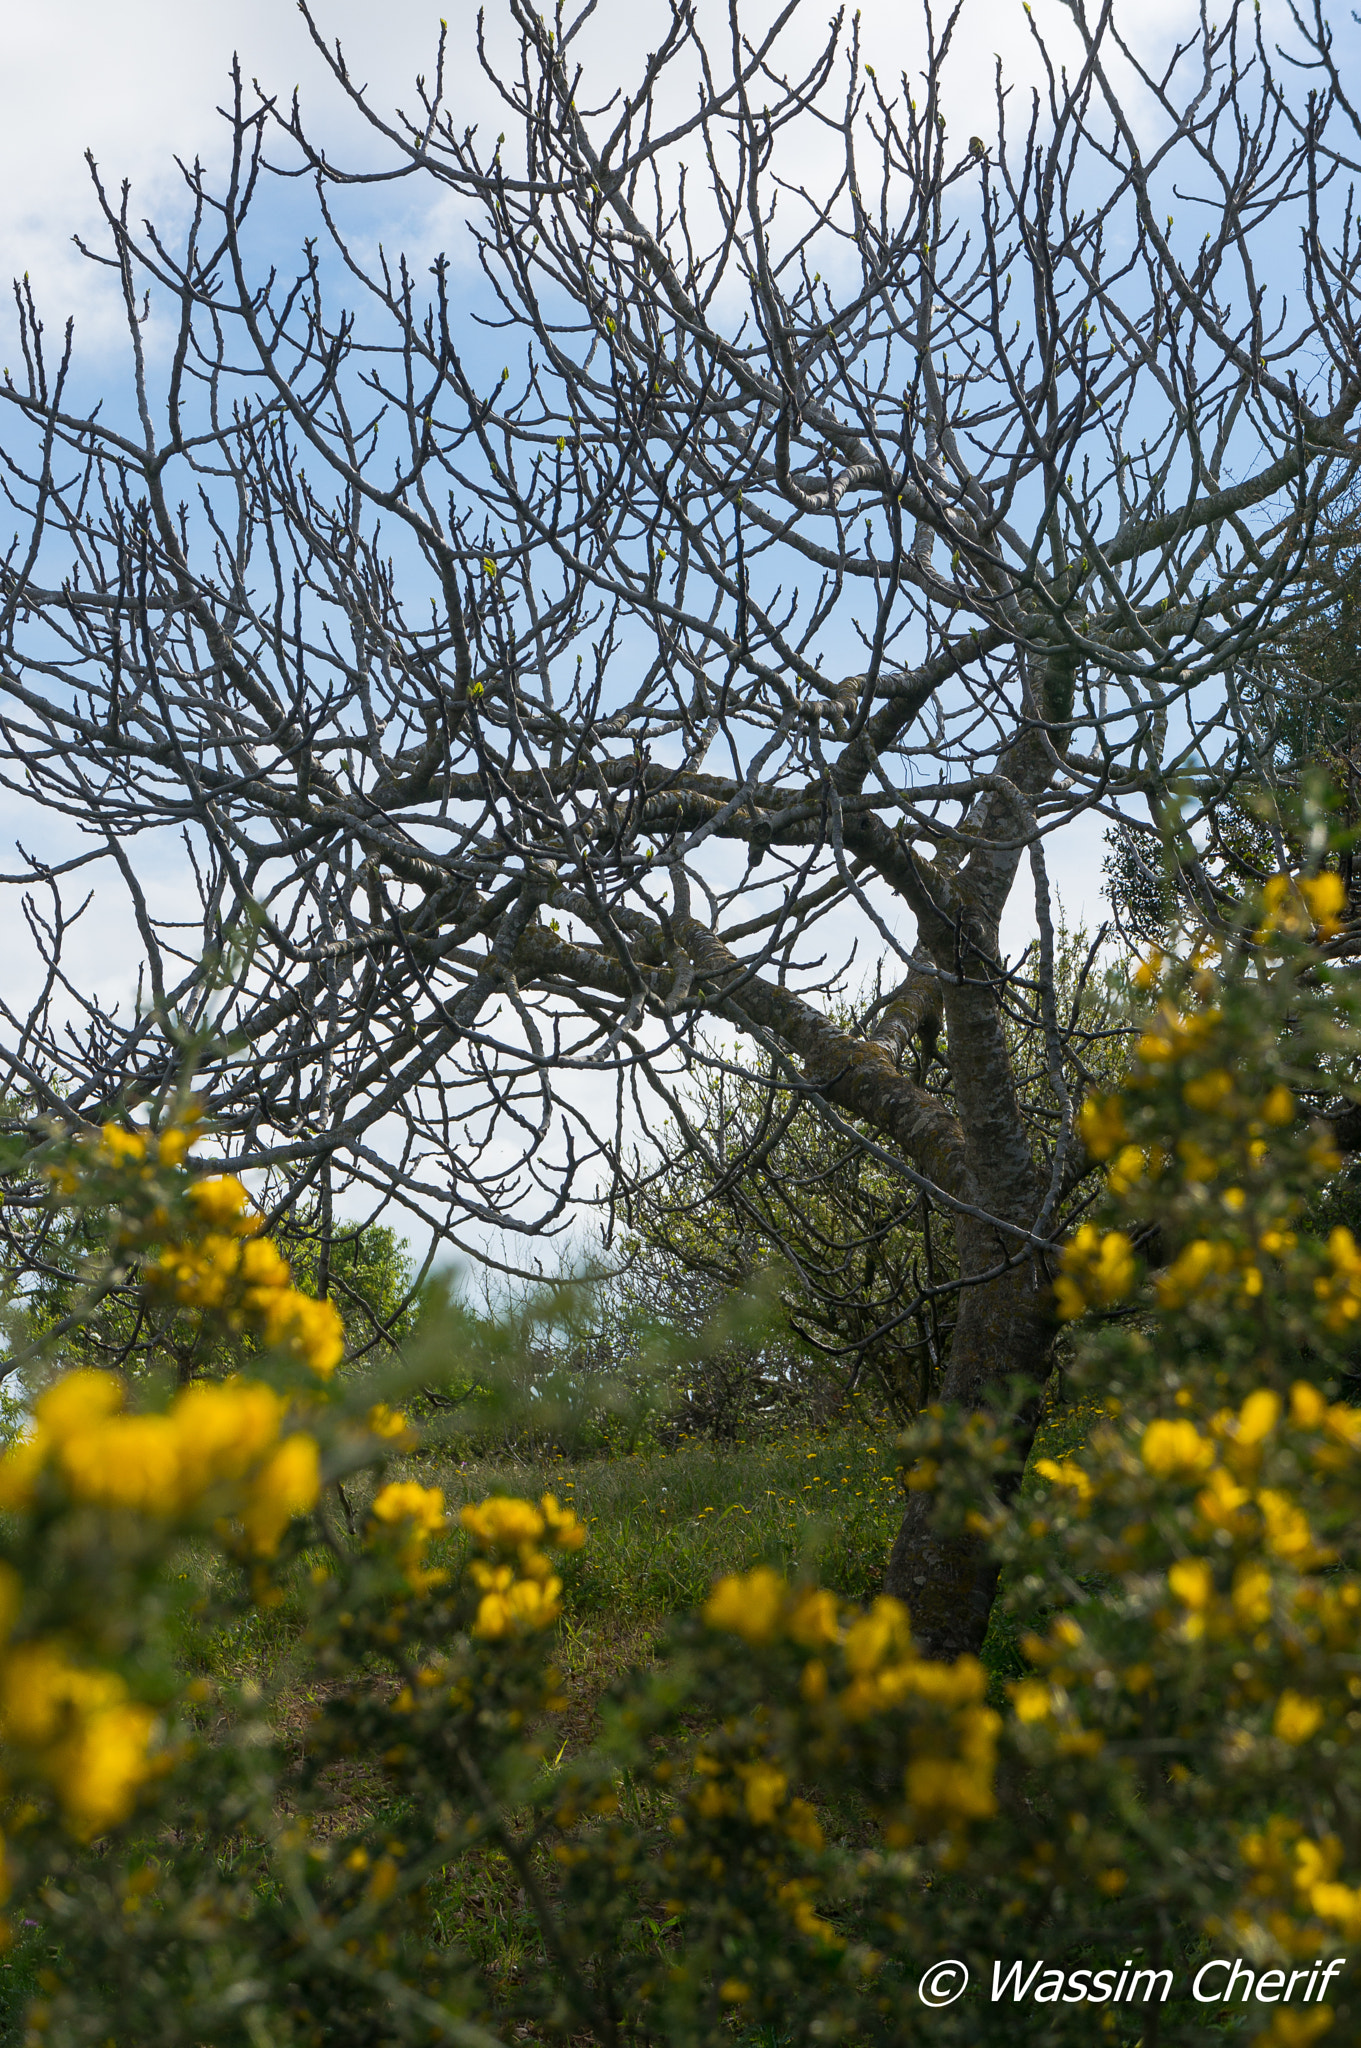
left=0, top=0, right=1358, bottom=1652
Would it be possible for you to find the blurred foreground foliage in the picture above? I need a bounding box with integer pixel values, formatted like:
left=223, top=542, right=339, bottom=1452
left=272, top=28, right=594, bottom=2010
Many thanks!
left=1, top=873, right=1361, bottom=2043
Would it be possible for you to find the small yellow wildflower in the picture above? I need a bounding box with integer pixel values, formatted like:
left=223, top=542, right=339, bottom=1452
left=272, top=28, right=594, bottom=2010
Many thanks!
left=1010, top=1679, right=1054, bottom=1724
left=1055, top=1225, right=1135, bottom=1321
left=1262, top=1084, right=1296, bottom=1126
left=703, top=1565, right=786, bottom=1645
left=366, top=1404, right=412, bottom=1442
left=240, top=1433, right=321, bottom=1556
left=1155, top=1238, right=1234, bottom=1310
left=1273, top=1692, right=1323, bottom=1745
left=842, top=1596, right=912, bottom=1675
left=1168, top=1558, right=1214, bottom=1610
left=1237, top=1389, right=1281, bottom=1446
left=1141, top=1418, right=1216, bottom=1479
left=1183, top=1068, right=1234, bottom=1112
left=740, top=1762, right=788, bottom=1824
left=1232, top=1562, right=1273, bottom=1627
left=473, top=1574, right=564, bottom=1637
left=459, top=1496, right=543, bottom=1549
left=374, top=1482, right=447, bottom=1537
left=1077, top=1094, right=1127, bottom=1159
left=786, top=1586, right=840, bottom=1648
left=1300, top=869, right=1347, bottom=936
left=98, top=1124, right=147, bottom=1165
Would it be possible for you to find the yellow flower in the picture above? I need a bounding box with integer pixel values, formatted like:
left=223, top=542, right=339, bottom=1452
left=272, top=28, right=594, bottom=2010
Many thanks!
left=239, top=1433, right=321, bottom=1556
left=842, top=1597, right=913, bottom=1675
left=784, top=1798, right=824, bottom=1851
left=1316, top=1226, right=1361, bottom=1331
left=1055, top=1225, right=1135, bottom=1321
left=374, top=1482, right=447, bottom=1537
left=473, top=1574, right=563, bottom=1637
left=1034, top=1457, right=1093, bottom=1502
left=172, top=1381, right=284, bottom=1501
left=239, top=1237, right=291, bottom=1290
left=1168, top=1558, right=1214, bottom=1610
left=1237, top=1389, right=1281, bottom=1446
left=703, top=1565, right=786, bottom=1645
left=1077, top=1094, right=1128, bottom=1160
left=775, top=1878, right=844, bottom=1946
left=1183, top=1068, right=1234, bottom=1113
left=1136, top=1002, right=1218, bottom=1065
left=55, top=1413, right=182, bottom=1515
left=1262, top=1085, right=1296, bottom=1126
left=460, top=1495, right=543, bottom=1550
left=366, top=1404, right=412, bottom=1441
left=156, top=1127, right=192, bottom=1168
left=1155, top=1238, right=1233, bottom=1310
left=905, top=1734, right=999, bottom=1821
left=1196, top=1465, right=1250, bottom=1531
left=1292, top=1835, right=1342, bottom=1896
left=1327, top=1226, right=1361, bottom=1277
left=55, top=1698, right=158, bottom=1838
left=0, top=1642, right=157, bottom=1836
left=35, top=1370, right=123, bottom=1439
left=786, top=1587, right=840, bottom=1648
left=185, top=1175, right=254, bottom=1228
left=98, top=1124, right=147, bottom=1165
left=539, top=1494, right=587, bottom=1550
left=1274, top=1692, right=1324, bottom=1745
left=1300, top=869, right=1347, bottom=936
left=1232, top=1562, right=1273, bottom=1627
left=1176, top=1137, right=1220, bottom=1184
left=256, top=1289, right=346, bottom=1377
left=1107, top=1143, right=1150, bottom=1196
left=1010, top=1679, right=1054, bottom=1724
left=740, top=1761, right=788, bottom=1824
left=1141, top=1418, right=1216, bottom=1479
left=1258, top=1489, right=1321, bottom=1565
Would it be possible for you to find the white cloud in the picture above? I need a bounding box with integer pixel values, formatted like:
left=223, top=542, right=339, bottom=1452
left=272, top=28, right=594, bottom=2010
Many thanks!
left=4, top=0, right=1259, bottom=338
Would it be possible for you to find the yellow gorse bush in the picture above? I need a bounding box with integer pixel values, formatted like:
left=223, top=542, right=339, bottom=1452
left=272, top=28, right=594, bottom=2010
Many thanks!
left=149, top=1171, right=345, bottom=1377
left=701, top=1568, right=1000, bottom=1835
left=0, top=1179, right=331, bottom=1859
left=0, top=1369, right=318, bottom=1537
left=455, top=1490, right=586, bottom=1636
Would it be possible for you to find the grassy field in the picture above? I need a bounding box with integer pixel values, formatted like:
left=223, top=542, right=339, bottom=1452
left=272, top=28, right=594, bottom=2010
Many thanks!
left=198, top=1387, right=1102, bottom=1723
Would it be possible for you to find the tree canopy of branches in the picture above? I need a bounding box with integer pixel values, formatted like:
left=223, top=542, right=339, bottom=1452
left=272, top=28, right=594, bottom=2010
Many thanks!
left=2, top=0, right=1360, bottom=1652
left=618, top=931, right=1124, bottom=1429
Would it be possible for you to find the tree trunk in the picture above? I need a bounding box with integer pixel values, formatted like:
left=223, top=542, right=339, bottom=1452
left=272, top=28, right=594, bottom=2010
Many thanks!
left=884, top=1233, right=1053, bottom=1658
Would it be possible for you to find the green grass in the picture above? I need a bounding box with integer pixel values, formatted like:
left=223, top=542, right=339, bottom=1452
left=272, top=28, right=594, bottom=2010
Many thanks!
left=0, top=1922, right=57, bottom=2041
left=186, top=1422, right=915, bottom=1739
left=190, top=1394, right=1106, bottom=1722
left=426, top=1423, right=909, bottom=1617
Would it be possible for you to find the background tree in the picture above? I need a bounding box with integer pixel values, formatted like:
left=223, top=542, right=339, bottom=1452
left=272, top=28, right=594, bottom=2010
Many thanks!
left=1, top=0, right=1360, bottom=1650
left=617, top=927, right=1125, bottom=1428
